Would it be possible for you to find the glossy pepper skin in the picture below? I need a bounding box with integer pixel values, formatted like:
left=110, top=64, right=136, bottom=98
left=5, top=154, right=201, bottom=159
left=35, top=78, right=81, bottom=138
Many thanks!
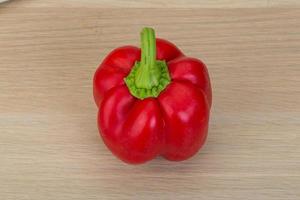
left=93, top=28, right=212, bottom=164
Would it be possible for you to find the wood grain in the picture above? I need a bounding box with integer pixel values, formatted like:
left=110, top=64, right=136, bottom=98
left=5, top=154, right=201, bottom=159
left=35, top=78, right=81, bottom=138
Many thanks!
left=0, top=1, right=300, bottom=199
left=3, top=0, right=300, bottom=8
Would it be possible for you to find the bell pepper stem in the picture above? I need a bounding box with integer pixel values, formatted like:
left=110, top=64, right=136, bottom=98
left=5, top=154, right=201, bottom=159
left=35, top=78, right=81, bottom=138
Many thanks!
left=124, top=27, right=171, bottom=99
left=135, top=28, right=160, bottom=89
left=141, top=28, right=155, bottom=68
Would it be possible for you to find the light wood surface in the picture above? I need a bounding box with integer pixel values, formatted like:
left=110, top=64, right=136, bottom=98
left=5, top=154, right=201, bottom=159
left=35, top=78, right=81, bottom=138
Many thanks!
left=3, top=0, right=300, bottom=8
left=0, top=1, right=300, bottom=199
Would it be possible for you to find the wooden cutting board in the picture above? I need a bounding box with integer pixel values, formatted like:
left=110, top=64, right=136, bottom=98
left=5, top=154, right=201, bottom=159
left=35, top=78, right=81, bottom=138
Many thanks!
left=0, top=1, right=299, bottom=199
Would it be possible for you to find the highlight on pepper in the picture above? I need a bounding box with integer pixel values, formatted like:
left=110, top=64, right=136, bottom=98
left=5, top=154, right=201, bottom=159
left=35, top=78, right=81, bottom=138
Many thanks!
left=93, top=27, right=212, bottom=164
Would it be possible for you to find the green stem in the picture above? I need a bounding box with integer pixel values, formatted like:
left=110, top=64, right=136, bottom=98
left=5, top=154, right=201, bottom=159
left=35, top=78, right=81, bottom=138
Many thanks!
left=124, top=27, right=171, bottom=99
left=135, top=28, right=160, bottom=89
left=141, top=28, right=155, bottom=68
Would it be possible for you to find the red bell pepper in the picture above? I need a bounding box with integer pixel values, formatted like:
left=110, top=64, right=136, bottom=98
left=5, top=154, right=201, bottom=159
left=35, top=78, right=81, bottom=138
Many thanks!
left=93, top=27, right=212, bottom=164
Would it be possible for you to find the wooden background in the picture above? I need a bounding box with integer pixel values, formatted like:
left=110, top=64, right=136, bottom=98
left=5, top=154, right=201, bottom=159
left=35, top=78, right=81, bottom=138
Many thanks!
left=0, top=0, right=299, bottom=199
